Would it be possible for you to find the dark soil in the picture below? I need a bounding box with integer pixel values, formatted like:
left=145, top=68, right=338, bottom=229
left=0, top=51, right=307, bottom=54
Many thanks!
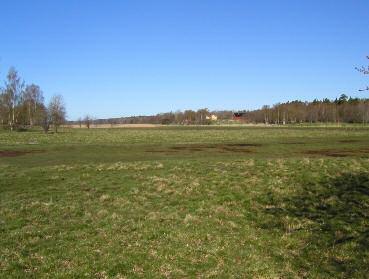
left=339, top=139, right=361, bottom=143
left=0, top=150, right=44, bottom=157
left=304, top=148, right=369, bottom=158
left=146, top=143, right=260, bottom=154
left=281, top=142, right=306, bottom=145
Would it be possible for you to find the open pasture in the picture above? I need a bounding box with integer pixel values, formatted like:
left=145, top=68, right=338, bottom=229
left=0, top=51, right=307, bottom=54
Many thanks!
left=1, top=126, right=368, bottom=277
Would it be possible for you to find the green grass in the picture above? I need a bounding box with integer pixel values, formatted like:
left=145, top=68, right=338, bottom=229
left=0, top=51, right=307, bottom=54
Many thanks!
left=0, top=126, right=368, bottom=278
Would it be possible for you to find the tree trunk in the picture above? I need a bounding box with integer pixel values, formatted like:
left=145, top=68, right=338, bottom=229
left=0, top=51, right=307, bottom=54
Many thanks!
left=28, top=102, right=33, bottom=127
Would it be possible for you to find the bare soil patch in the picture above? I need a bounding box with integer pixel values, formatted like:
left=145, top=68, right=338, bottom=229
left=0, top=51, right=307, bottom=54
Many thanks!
left=146, top=143, right=259, bottom=154
left=304, top=148, right=369, bottom=158
left=339, top=139, right=361, bottom=143
left=304, top=150, right=350, bottom=157
left=226, top=143, right=262, bottom=147
left=0, top=150, right=44, bottom=157
left=281, top=142, right=306, bottom=145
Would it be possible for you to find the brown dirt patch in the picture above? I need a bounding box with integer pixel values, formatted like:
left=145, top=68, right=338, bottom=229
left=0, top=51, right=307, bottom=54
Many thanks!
left=281, top=142, right=306, bottom=145
left=339, top=139, right=361, bottom=143
left=304, top=150, right=350, bottom=157
left=304, top=148, right=369, bottom=158
left=226, top=143, right=262, bottom=147
left=146, top=143, right=259, bottom=154
left=145, top=149, right=178, bottom=153
left=0, top=150, right=44, bottom=157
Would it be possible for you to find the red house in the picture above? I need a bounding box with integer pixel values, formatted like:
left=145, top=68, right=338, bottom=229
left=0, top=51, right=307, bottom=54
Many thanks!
left=233, top=112, right=247, bottom=121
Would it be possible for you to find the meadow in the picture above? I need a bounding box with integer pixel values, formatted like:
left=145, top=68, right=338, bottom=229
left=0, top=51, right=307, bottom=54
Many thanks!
left=0, top=126, right=368, bottom=278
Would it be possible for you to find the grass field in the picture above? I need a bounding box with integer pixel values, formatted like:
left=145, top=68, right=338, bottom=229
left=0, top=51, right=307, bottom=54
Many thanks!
left=0, top=126, right=368, bottom=278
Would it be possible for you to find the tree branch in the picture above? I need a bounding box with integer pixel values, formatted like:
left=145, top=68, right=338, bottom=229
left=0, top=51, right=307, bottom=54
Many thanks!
left=359, top=86, right=369, bottom=92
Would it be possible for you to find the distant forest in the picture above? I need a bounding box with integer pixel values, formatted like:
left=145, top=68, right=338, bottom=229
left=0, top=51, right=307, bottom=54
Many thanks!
left=239, top=95, right=369, bottom=124
left=73, top=94, right=369, bottom=126
left=1, top=56, right=368, bottom=129
left=76, top=56, right=369, bottom=126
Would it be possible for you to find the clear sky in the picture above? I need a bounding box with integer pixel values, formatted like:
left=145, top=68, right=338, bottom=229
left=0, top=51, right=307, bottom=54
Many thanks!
left=0, top=0, right=368, bottom=120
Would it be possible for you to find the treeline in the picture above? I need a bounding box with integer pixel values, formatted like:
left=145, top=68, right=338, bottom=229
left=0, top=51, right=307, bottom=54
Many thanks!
left=73, top=95, right=369, bottom=127
left=74, top=109, right=233, bottom=126
left=76, top=56, right=369, bottom=126
left=0, top=67, right=66, bottom=132
left=241, top=94, right=369, bottom=124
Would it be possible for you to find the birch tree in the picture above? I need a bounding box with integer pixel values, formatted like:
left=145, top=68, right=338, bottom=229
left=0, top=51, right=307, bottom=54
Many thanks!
left=4, top=67, right=24, bottom=130
left=48, top=95, right=66, bottom=133
left=23, top=84, right=44, bottom=126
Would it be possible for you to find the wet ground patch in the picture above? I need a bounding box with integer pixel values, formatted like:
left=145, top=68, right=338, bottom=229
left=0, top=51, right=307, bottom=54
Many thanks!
left=304, top=148, right=369, bottom=158
left=146, top=143, right=260, bottom=154
left=304, top=150, right=350, bottom=157
left=0, top=150, right=44, bottom=157
left=225, top=143, right=262, bottom=147
left=339, top=139, right=362, bottom=143
left=281, top=142, right=306, bottom=145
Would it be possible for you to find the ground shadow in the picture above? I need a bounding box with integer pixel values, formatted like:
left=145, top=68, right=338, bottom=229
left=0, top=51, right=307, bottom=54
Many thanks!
left=263, top=172, right=369, bottom=277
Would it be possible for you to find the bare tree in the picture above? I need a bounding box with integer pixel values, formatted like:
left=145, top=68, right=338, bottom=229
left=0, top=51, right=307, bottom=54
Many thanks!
left=48, top=95, right=66, bottom=133
left=107, top=118, right=114, bottom=127
left=183, top=110, right=196, bottom=124
left=0, top=88, right=7, bottom=127
left=0, top=66, right=68, bottom=131
left=4, top=67, right=24, bottom=130
left=77, top=117, right=82, bottom=128
left=83, top=115, right=92, bottom=129
left=196, top=108, right=210, bottom=125
left=23, top=84, right=44, bottom=127
left=356, top=56, right=369, bottom=91
left=38, top=104, right=50, bottom=133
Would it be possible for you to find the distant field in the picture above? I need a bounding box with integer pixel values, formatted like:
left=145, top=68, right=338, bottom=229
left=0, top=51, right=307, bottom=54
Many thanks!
left=0, top=126, right=368, bottom=277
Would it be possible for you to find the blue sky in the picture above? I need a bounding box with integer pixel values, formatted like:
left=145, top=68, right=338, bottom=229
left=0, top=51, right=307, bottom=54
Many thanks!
left=0, top=0, right=368, bottom=120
